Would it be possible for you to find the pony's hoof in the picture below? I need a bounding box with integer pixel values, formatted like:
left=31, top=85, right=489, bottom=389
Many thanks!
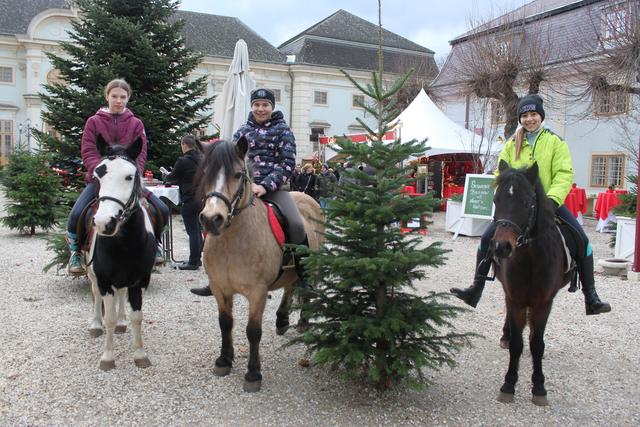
left=276, top=325, right=290, bottom=336
left=499, top=339, right=509, bottom=349
left=134, top=357, right=152, bottom=368
left=99, top=360, right=115, bottom=371
left=532, top=394, right=549, bottom=406
left=243, top=379, right=262, bottom=393
left=89, top=328, right=103, bottom=338
left=497, top=392, right=514, bottom=403
left=213, top=365, right=231, bottom=377
left=531, top=394, right=549, bottom=406
left=115, top=325, right=127, bottom=334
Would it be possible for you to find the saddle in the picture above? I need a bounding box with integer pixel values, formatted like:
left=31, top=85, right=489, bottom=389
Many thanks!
left=76, top=197, right=165, bottom=252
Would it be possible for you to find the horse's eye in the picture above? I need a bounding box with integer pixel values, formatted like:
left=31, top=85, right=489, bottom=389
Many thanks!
left=125, top=175, right=134, bottom=181
left=234, top=172, right=242, bottom=179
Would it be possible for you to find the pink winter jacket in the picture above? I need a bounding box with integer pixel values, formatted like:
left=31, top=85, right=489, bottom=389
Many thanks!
left=81, top=108, right=148, bottom=183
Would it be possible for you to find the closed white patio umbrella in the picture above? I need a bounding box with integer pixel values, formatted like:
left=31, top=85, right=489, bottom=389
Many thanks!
left=219, top=39, right=256, bottom=141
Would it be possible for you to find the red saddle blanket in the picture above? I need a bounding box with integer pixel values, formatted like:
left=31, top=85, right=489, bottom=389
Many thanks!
left=264, top=201, right=285, bottom=247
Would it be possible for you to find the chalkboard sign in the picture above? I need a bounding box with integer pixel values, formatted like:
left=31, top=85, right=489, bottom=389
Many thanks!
left=461, top=174, right=496, bottom=219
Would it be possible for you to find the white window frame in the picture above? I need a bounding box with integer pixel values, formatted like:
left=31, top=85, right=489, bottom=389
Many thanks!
left=268, top=88, right=282, bottom=103
left=352, top=94, right=365, bottom=109
left=313, top=91, right=328, bottom=106
left=0, top=66, right=15, bottom=85
left=0, top=119, right=14, bottom=165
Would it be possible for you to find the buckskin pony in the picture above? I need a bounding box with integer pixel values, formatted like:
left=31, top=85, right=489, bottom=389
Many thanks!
left=197, top=138, right=323, bottom=392
left=84, top=135, right=157, bottom=371
left=491, top=160, right=573, bottom=406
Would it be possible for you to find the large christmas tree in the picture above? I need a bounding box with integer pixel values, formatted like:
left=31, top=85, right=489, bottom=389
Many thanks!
left=38, top=0, right=213, bottom=172
left=292, top=6, right=474, bottom=390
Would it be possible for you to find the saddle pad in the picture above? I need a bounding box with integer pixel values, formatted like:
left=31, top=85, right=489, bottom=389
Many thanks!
left=555, top=224, right=573, bottom=273
left=264, top=201, right=285, bottom=247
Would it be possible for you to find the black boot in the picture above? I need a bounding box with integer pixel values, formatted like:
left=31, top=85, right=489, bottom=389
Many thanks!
left=450, top=249, right=490, bottom=308
left=190, top=286, right=212, bottom=296
left=579, top=254, right=611, bottom=315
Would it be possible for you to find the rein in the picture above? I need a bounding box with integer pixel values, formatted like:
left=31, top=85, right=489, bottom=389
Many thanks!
left=494, top=190, right=537, bottom=247
left=203, top=167, right=255, bottom=221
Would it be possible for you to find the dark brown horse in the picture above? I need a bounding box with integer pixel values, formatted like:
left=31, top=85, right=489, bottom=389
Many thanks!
left=491, top=160, right=573, bottom=406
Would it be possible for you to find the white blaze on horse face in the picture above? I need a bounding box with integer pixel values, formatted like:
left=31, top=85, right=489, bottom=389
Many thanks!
left=508, top=184, right=514, bottom=196
left=207, top=168, right=226, bottom=211
left=94, top=158, right=138, bottom=234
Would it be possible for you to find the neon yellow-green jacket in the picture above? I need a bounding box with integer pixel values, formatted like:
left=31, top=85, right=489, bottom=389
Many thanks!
left=496, top=128, right=574, bottom=206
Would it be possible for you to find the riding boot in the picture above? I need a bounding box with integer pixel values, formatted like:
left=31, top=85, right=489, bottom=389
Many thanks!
left=579, top=254, right=611, bottom=315
left=450, top=249, right=490, bottom=308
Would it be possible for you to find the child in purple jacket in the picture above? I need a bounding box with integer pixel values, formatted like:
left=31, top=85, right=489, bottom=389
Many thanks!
left=67, top=78, right=169, bottom=275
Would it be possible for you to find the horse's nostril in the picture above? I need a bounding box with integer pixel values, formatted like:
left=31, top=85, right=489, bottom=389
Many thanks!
left=212, top=214, right=224, bottom=229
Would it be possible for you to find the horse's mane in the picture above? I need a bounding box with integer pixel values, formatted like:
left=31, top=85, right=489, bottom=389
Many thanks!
left=495, top=166, right=556, bottom=239
left=195, top=140, right=254, bottom=201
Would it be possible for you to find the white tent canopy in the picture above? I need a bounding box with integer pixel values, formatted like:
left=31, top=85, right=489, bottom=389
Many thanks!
left=392, top=88, right=499, bottom=157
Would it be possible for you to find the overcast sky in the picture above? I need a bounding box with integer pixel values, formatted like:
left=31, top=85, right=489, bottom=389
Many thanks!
left=179, top=0, right=533, bottom=61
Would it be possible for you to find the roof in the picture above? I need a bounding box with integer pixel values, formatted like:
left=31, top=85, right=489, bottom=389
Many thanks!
left=172, top=11, right=284, bottom=63
left=290, top=38, right=438, bottom=77
left=279, top=9, right=433, bottom=54
left=0, top=0, right=69, bottom=36
left=452, top=0, right=593, bottom=43
left=433, top=0, right=605, bottom=87
left=0, top=0, right=284, bottom=63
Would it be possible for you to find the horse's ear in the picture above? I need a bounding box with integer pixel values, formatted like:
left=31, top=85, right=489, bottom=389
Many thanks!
left=498, top=159, right=510, bottom=173
left=236, top=136, right=249, bottom=159
left=526, top=162, right=539, bottom=184
left=126, top=137, right=144, bottom=160
left=96, top=134, right=109, bottom=157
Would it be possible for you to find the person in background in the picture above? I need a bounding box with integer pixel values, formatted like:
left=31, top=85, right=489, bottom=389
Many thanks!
left=295, top=163, right=317, bottom=200
left=450, top=94, right=611, bottom=316
left=315, top=163, right=337, bottom=208
left=67, top=78, right=169, bottom=276
left=164, top=134, right=204, bottom=272
left=290, top=164, right=302, bottom=191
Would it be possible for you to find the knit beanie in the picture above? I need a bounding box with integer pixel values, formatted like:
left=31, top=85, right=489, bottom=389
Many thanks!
left=250, top=88, right=275, bottom=107
left=517, top=94, right=545, bottom=122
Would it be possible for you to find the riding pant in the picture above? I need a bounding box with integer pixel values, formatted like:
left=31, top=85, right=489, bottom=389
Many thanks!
left=262, top=190, right=306, bottom=245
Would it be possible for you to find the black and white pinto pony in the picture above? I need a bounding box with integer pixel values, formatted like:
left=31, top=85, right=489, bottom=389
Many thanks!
left=85, top=136, right=157, bottom=371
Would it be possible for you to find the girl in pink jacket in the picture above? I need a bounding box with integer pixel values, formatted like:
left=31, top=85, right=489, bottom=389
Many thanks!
left=67, top=79, right=168, bottom=275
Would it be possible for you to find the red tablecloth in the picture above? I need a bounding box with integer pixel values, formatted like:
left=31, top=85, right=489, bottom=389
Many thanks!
left=564, top=185, right=586, bottom=217
left=594, top=191, right=623, bottom=220
left=441, top=185, right=465, bottom=211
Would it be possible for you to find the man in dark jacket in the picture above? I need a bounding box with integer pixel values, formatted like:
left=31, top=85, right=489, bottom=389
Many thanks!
left=165, top=135, right=204, bottom=271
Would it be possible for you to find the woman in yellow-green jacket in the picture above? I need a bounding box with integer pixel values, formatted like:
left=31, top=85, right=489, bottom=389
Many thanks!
left=450, top=94, right=611, bottom=315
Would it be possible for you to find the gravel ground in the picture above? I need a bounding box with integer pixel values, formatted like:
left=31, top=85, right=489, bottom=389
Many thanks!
left=0, top=192, right=638, bottom=426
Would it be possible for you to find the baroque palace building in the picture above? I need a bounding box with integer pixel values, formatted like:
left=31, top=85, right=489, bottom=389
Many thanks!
left=0, top=0, right=437, bottom=165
